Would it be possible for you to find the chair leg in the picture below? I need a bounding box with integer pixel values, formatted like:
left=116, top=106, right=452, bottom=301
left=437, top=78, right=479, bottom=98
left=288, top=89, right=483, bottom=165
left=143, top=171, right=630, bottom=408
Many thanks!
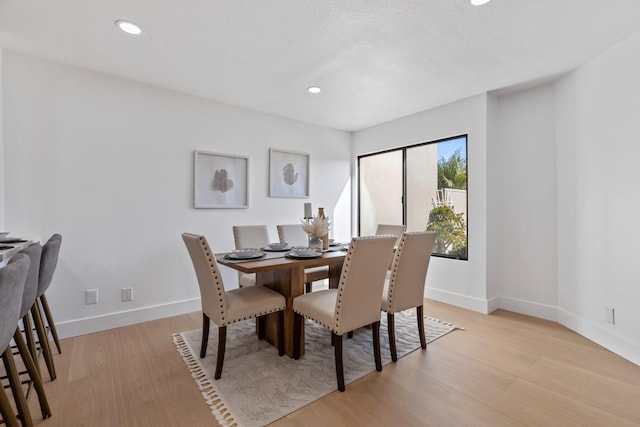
left=21, top=315, right=39, bottom=376
left=293, top=313, right=302, bottom=360
left=0, top=376, right=20, bottom=427
left=200, top=313, right=210, bottom=358
left=417, top=305, right=427, bottom=349
left=2, top=349, right=32, bottom=427
left=277, top=311, right=285, bottom=356
left=372, top=321, right=382, bottom=372
left=13, top=330, right=51, bottom=419
left=39, top=294, right=62, bottom=354
left=214, top=326, right=226, bottom=380
left=387, top=312, right=398, bottom=362
left=31, top=305, right=56, bottom=380
left=333, top=332, right=345, bottom=392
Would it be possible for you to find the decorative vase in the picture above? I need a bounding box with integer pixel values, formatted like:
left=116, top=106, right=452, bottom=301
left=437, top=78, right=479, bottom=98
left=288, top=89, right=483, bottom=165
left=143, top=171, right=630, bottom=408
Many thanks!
left=317, top=208, right=329, bottom=250
left=308, top=237, right=323, bottom=252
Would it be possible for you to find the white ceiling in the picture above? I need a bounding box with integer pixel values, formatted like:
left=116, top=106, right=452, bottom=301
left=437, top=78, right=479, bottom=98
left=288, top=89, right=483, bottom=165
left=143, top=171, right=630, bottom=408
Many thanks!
left=2, top=0, right=640, bottom=131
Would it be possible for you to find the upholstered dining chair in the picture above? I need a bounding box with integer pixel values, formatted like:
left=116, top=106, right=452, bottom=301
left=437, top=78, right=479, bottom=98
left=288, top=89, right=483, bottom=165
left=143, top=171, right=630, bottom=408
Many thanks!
left=277, top=224, right=329, bottom=293
left=182, top=233, right=286, bottom=379
left=375, top=224, right=406, bottom=245
left=0, top=254, right=30, bottom=427
left=19, top=243, right=56, bottom=381
left=292, top=235, right=396, bottom=392
left=36, top=234, right=62, bottom=354
left=232, top=225, right=270, bottom=287
left=381, top=231, right=437, bottom=362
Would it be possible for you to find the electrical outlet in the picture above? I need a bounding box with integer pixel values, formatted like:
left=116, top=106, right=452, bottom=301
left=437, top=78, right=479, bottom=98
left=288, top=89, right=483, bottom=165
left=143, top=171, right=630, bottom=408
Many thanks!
left=85, top=289, right=98, bottom=305
left=605, top=306, right=615, bottom=324
left=122, top=287, right=133, bottom=302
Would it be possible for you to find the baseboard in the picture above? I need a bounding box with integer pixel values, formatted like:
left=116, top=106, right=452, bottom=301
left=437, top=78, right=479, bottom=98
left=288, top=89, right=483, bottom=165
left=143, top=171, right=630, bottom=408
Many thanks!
left=425, top=286, right=491, bottom=314
left=498, top=296, right=558, bottom=321
left=56, top=298, right=202, bottom=339
left=557, top=308, right=640, bottom=366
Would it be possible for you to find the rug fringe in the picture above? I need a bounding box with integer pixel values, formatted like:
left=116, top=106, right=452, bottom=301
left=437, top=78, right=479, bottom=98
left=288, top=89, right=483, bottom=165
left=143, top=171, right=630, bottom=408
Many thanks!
left=172, top=333, right=241, bottom=427
left=425, top=315, right=465, bottom=330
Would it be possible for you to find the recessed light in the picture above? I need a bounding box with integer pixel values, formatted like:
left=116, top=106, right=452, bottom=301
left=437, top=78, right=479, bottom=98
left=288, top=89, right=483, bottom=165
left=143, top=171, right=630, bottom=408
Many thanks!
left=115, top=20, right=143, bottom=35
left=307, top=86, right=322, bottom=94
left=470, top=0, right=491, bottom=5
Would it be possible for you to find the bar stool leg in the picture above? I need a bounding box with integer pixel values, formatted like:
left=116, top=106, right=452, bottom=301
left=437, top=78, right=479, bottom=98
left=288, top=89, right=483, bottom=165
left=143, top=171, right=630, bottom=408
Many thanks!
left=20, top=315, right=40, bottom=377
left=0, top=380, right=20, bottom=427
left=2, top=348, right=33, bottom=427
left=13, top=330, right=51, bottom=419
left=39, top=295, right=62, bottom=354
left=31, top=305, right=56, bottom=380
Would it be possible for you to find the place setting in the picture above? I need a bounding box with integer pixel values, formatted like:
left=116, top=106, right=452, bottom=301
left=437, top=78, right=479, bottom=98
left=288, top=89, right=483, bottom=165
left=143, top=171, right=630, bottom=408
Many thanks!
left=285, top=247, right=323, bottom=259
left=223, top=248, right=267, bottom=260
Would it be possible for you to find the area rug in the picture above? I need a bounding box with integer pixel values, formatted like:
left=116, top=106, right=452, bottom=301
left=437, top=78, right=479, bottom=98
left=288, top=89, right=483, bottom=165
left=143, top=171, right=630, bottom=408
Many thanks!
left=173, top=311, right=461, bottom=427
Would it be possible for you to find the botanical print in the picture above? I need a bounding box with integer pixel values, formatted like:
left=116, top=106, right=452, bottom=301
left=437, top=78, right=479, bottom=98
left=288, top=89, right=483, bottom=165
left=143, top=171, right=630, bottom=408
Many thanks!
left=194, top=151, right=248, bottom=208
left=282, top=163, right=298, bottom=186
left=270, top=149, right=309, bottom=198
left=213, top=169, right=234, bottom=193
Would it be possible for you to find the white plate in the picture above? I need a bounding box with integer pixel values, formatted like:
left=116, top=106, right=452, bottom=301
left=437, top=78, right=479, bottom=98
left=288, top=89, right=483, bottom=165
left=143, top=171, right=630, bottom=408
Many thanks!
left=262, top=245, right=292, bottom=252
left=225, top=251, right=266, bottom=260
left=286, top=251, right=322, bottom=259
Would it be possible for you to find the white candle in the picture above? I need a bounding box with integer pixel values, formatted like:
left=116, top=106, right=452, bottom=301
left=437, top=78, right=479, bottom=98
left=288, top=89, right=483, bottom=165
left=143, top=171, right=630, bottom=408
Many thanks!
left=304, top=203, right=312, bottom=218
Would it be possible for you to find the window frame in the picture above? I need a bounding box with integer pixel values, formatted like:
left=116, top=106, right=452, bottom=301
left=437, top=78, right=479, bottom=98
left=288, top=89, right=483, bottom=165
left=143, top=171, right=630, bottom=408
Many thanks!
left=357, top=134, right=469, bottom=261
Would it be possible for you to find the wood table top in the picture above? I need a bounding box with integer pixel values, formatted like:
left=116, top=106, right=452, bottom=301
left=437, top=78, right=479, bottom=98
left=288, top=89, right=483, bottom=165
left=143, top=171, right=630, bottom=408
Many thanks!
left=216, top=249, right=346, bottom=274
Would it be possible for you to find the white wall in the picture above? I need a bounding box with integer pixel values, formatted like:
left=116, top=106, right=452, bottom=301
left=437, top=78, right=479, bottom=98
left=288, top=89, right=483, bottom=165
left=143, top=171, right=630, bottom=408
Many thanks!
left=490, top=85, right=558, bottom=320
left=0, top=48, right=4, bottom=229
left=353, top=94, right=489, bottom=313
left=2, top=50, right=351, bottom=337
left=4, top=30, right=640, bottom=365
left=555, top=31, right=640, bottom=364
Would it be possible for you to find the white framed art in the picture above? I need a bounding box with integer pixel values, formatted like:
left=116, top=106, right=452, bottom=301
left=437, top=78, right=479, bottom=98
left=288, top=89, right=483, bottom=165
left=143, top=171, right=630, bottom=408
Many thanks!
left=194, top=150, right=249, bottom=208
left=269, top=148, right=310, bottom=198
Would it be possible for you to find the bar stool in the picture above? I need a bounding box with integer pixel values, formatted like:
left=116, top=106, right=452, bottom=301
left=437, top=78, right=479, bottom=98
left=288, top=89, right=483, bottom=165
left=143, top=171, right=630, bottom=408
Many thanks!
left=0, top=254, right=29, bottom=427
left=19, top=243, right=56, bottom=381
left=36, top=234, right=62, bottom=354
left=13, top=244, right=53, bottom=423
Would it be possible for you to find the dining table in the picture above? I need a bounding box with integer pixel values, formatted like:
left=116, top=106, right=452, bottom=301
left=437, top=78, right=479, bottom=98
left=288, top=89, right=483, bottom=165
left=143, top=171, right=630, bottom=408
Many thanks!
left=217, top=247, right=347, bottom=358
left=0, top=237, right=35, bottom=267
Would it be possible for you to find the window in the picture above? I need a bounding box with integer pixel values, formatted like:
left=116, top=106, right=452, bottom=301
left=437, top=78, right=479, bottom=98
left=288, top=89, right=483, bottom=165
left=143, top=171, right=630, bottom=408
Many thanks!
left=358, top=135, right=468, bottom=260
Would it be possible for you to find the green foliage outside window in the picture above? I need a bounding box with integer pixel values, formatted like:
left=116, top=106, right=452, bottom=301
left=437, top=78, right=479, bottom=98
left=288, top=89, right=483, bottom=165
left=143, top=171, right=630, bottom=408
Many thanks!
left=427, top=205, right=467, bottom=258
left=437, top=149, right=467, bottom=190
left=428, top=149, right=468, bottom=259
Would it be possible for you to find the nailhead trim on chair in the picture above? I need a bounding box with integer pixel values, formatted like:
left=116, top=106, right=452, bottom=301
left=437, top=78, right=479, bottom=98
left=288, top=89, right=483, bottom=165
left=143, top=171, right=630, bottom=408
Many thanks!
left=223, top=305, right=287, bottom=327
left=198, top=235, right=286, bottom=326
left=384, top=232, right=408, bottom=313
left=294, top=235, right=395, bottom=333
left=334, top=235, right=392, bottom=333
left=199, top=236, right=228, bottom=323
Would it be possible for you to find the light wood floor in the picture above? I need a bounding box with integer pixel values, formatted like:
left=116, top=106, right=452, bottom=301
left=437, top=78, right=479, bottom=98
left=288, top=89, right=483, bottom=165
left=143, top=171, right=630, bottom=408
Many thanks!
left=27, top=300, right=639, bottom=426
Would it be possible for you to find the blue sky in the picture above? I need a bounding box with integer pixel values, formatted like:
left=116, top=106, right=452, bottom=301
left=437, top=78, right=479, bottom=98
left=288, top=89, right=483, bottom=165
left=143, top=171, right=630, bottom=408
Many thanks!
left=437, top=136, right=467, bottom=161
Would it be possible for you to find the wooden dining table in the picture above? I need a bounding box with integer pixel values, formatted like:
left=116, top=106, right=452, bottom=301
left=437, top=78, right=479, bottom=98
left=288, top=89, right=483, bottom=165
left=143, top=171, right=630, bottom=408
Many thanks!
left=217, top=249, right=347, bottom=358
left=0, top=238, right=35, bottom=267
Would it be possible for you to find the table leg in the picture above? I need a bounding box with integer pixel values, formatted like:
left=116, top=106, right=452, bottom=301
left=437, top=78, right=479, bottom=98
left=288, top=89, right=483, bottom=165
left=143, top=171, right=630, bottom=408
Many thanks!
left=329, top=263, right=342, bottom=289
left=257, top=266, right=305, bottom=358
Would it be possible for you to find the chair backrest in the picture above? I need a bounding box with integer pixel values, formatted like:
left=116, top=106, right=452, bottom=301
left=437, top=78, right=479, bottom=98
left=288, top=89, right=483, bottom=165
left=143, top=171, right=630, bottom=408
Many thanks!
left=333, top=235, right=396, bottom=335
left=233, top=225, right=270, bottom=249
left=276, top=224, right=308, bottom=247
left=38, top=234, right=62, bottom=297
left=0, top=254, right=30, bottom=350
left=19, top=243, right=42, bottom=317
left=384, top=231, right=437, bottom=313
left=375, top=224, right=406, bottom=244
left=182, top=233, right=228, bottom=326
